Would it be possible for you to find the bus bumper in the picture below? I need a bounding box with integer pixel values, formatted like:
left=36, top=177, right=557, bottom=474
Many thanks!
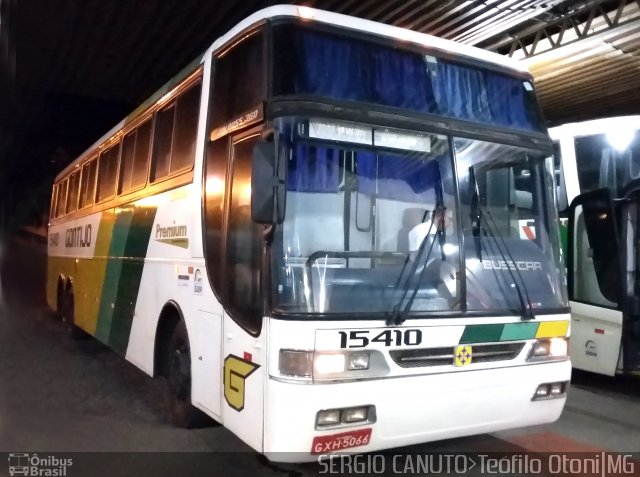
left=263, top=360, right=570, bottom=462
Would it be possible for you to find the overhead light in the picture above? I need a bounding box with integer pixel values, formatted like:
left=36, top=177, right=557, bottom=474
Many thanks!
left=606, top=129, right=635, bottom=152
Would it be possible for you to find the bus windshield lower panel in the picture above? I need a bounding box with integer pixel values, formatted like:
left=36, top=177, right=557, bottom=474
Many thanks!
left=270, top=118, right=568, bottom=316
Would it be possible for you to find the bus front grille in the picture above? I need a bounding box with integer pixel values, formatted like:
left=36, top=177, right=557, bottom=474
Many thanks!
left=389, top=343, right=526, bottom=368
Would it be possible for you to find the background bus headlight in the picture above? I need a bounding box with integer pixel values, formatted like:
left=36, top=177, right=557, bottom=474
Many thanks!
left=527, top=337, right=568, bottom=361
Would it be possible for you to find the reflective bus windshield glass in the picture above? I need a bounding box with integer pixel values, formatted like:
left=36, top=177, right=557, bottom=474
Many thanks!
left=271, top=119, right=567, bottom=316
left=272, top=118, right=460, bottom=315
left=456, top=139, right=567, bottom=312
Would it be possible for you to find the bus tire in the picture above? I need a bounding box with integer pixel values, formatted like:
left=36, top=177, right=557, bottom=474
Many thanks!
left=61, top=286, right=83, bottom=339
left=55, top=278, right=65, bottom=320
left=165, top=320, right=202, bottom=428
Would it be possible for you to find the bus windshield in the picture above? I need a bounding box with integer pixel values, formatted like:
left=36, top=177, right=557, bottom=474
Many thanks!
left=271, top=118, right=567, bottom=316
left=456, top=139, right=567, bottom=313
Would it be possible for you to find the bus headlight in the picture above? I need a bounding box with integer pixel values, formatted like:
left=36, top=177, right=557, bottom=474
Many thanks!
left=279, top=349, right=313, bottom=377
left=527, top=337, right=569, bottom=361
left=347, top=351, right=370, bottom=370
left=314, top=354, right=346, bottom=374
left=279, top=349, right=386, bottom=380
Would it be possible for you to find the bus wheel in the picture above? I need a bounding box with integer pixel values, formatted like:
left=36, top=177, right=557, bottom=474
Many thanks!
left=61, top=287, right=83, bottom=339
left=166, top=320, right=201, bottom=428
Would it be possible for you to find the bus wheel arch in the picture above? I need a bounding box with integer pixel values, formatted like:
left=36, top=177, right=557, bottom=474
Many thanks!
left=154, top=301, right=183, bottom=378
left=154, top=301, right=204, bottom=428
left=61, top=278, right=82, bottom=338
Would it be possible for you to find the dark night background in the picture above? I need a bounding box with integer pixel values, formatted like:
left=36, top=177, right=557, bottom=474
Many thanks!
left=1, top=0, right=639, bottom=235
left=0, top=0, right=288, bottom=233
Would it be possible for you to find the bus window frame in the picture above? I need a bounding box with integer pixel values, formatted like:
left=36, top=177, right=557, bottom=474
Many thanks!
left=50, top=183, right=58, bottom=220
left=55, top=178, right=69, bottom=218
left=48, top=70, right=202, bottom=226
left=95, top=141, right=122, bottom=205
left=222, top=127, right=265, bottom=337
left=149, top=80, right=201, bottom=186
left=79, top=156, right=98, bottom=210
left=65, top=170, right=81, bottom=215
left=118, top=118, right=152, bottom=197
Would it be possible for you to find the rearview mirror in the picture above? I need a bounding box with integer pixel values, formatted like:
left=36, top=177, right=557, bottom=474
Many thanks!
left=251, top=140, right=286, bottom=224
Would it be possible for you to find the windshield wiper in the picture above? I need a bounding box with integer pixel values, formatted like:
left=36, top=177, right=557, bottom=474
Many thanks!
left=387, top=206, right=442, bottom=326
left=468, top=165, right=533, bottom=320
left=388, top=166, right=447, bottom=326
left=481, top=209, right=535, bottom=321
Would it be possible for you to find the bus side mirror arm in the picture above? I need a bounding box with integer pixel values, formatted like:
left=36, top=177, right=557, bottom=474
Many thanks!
left=251, top=140, right=286, bottom=225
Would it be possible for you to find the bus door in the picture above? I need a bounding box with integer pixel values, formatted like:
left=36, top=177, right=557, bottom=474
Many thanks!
left=568, top=189, right=624, bottom=375
left=621, top=185, right=640, bottom=371
left=221, top=130, right=266, bottom=452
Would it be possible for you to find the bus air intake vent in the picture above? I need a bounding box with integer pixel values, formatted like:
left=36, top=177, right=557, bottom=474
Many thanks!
left=389, top=343, right=525, bottom=368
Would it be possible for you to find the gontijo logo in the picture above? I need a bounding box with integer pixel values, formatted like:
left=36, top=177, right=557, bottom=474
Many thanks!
left=8, top=453, right=72, bottom=476
left=224, top=354, right=260, bottom=412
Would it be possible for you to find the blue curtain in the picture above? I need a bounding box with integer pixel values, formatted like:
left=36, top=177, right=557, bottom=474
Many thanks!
left=297, top=31, right=370, bottom=101
left=431, top=62, right=491, bottom=123
left=371, top=48, right=438, bottom=113
left=287, top=145, right=340, bottom=192
left=484, top=71, right=534, bottom=130
left=284, top=28, right=543, bottom=133
left=356, top=152, right=439, bottom=202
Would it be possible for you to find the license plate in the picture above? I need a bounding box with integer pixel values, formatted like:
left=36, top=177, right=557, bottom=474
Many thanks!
left=311, top=428, right=372, bottom=454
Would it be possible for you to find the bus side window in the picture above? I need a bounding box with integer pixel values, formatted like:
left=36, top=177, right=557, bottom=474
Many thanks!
left=227, top=134, right=263, bottom=334
left=151, top=105, right=175, bottom=182
left=119, top=130, right=137, bottom=194
left=96, top=144, right=120, bottom=202
left=66, top=171, right=80, bottom=214
left=204, top=138, right=228, bottom=300
left=50, top=184, right=57, bottom=220
left=79, top=158, right=97, bottom=209
left=55, top=179, right=68, bottom=218
left=119, top=120, right=151, bottom=195
left=150, top=80, right=201, bottom=183
left=211, top=30, right=264, bottom=129
left=171, top=82, right=201, bottom=173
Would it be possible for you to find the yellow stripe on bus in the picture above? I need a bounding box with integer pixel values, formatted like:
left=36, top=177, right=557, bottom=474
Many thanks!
left=535, top=321, right=569, bottom=338
left=75, top=211, right=116, bottom=336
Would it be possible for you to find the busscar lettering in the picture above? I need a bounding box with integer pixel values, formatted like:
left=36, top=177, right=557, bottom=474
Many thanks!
left=482, top=260, right=542, bottom=271
left=156, top=224, right=187, bottom=238
left=64, top=224, right=92, bottom=248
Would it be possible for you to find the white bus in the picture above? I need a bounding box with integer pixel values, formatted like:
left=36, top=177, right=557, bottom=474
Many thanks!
left=47, top=5, right=570, bottom=461
left=550, top=117, right=640, bottom=376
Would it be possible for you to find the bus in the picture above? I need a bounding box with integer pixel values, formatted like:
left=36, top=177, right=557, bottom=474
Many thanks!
left=550, top=117, right=640, bottom=376
left=47, top=5, right=570, bottom=461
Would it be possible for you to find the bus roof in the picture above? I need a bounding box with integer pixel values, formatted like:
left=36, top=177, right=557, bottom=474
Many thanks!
left=56, top=4, right=530, bottom=181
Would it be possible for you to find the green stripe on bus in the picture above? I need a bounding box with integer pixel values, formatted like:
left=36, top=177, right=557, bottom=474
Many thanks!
left=95, top=204, right=157, bottom=353
left=109, top=205, right=157, bottom=353
left=95, top=208, right=135, bottom=344
left=500, top=322, right=539, bottom=341
left=459, top=324, right=504, bottom=344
